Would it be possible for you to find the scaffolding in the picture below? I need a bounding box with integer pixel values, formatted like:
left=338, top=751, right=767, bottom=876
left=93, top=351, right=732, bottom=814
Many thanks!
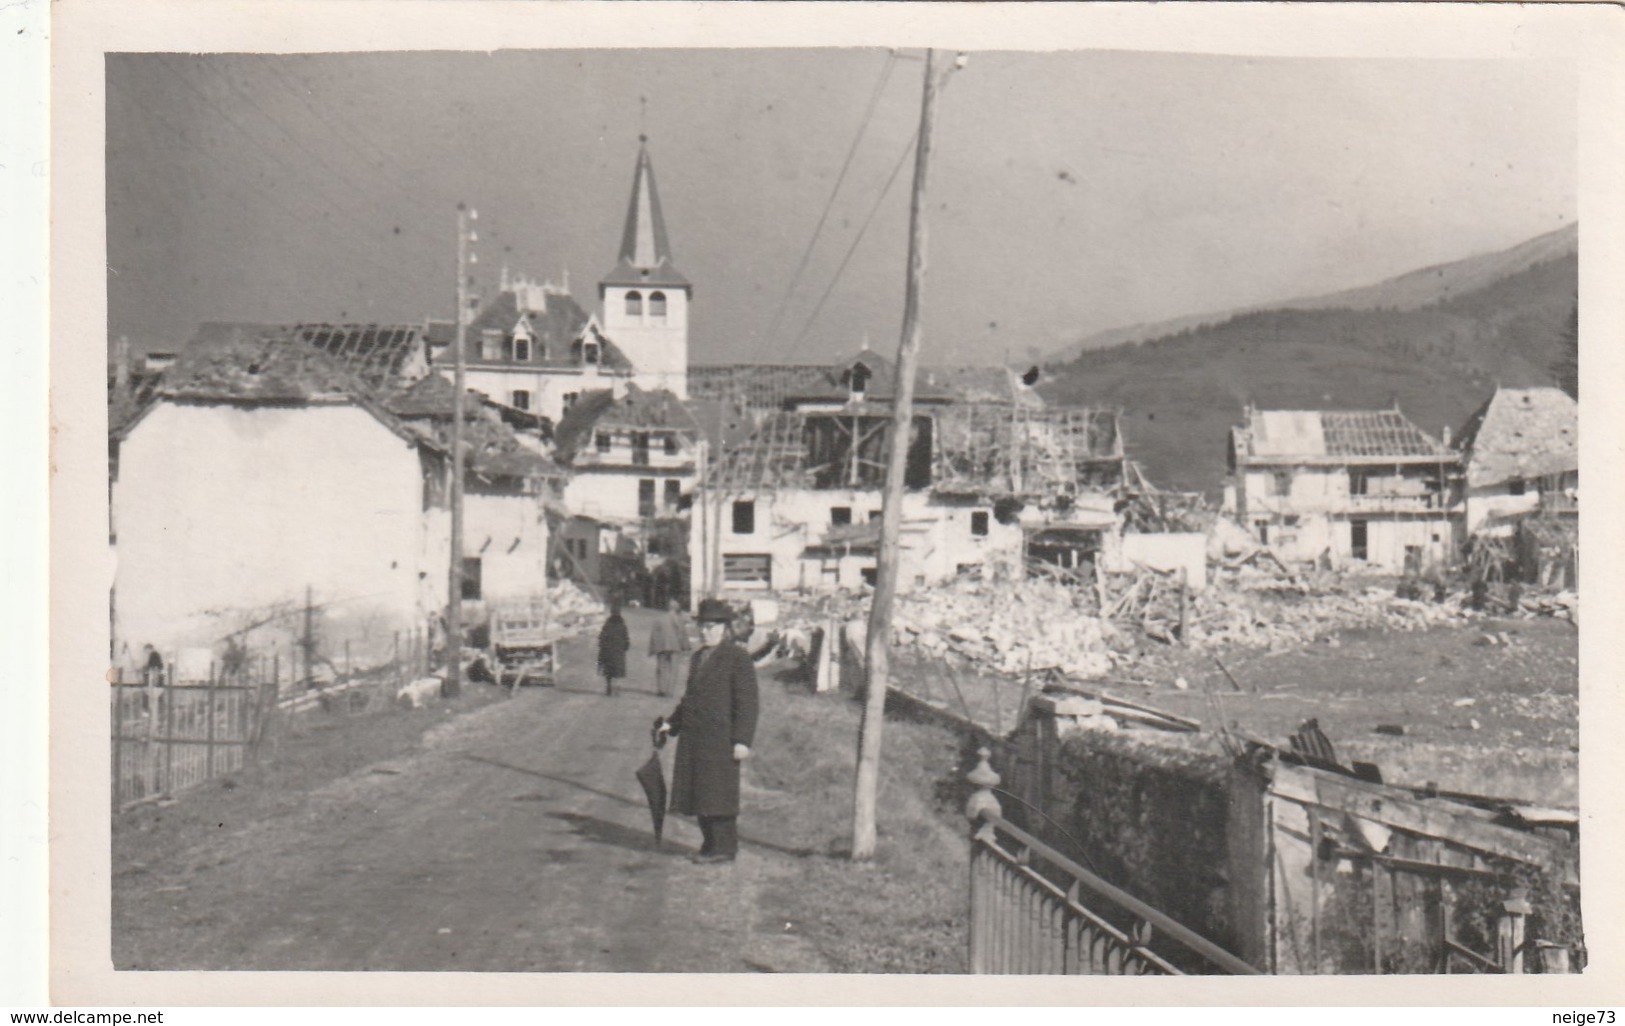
left=933, top=402, right=1127, bottom=501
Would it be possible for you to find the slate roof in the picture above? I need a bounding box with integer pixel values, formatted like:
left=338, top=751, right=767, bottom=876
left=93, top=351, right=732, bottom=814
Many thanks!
left=464, top=289, right=592, bottom=362
left=1454, top=386, right=1578, bottom=487
left=550, top=385, right=704, bottom=466
left=1234, top=407, right=1452, bottom=464
left=601, top=143, right=690, bottom=290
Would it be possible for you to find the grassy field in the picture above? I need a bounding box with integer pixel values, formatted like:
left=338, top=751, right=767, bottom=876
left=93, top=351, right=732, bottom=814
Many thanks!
left=745, top=669, right=973, bottom=973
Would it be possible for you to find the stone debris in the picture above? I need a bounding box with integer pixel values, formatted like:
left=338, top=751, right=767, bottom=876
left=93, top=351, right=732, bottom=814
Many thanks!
left=542, top=580, right=606, bottom=635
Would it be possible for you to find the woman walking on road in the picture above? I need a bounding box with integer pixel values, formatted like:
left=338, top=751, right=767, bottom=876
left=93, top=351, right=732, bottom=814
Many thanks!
left=597, top=599, right=630, bottom=696
left=655, top=599, right=759, bottom=864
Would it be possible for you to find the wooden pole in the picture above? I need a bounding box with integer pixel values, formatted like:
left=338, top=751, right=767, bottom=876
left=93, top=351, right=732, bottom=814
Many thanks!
left=447, top=203, right=475, bottom=697
left=852, top=48, right=941, bottom=861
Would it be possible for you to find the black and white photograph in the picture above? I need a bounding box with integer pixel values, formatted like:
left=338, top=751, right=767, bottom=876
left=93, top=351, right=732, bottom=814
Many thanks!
left=36, top=0, right=1625, bottom=1007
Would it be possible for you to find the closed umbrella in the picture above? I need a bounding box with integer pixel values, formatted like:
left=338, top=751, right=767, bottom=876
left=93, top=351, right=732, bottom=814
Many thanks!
left=634, top=718, right=669, bottom=847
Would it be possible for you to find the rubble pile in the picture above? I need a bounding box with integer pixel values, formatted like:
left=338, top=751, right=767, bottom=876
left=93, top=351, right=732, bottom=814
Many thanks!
left=543, top=580, right=606, bottom=635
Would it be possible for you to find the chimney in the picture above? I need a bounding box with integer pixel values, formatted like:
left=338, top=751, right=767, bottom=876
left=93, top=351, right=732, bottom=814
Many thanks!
left=1442, top=425, right=1451, bottom=447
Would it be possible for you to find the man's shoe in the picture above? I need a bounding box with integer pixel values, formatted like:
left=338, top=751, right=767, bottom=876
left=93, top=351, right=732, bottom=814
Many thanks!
left=690, top=853, right=735, bottom=865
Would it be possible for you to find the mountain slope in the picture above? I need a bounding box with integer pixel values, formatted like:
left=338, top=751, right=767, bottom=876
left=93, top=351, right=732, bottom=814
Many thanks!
left=1038, top=246, right=1577, bottom=495
left=1051, top=222, right=1577, bottom=362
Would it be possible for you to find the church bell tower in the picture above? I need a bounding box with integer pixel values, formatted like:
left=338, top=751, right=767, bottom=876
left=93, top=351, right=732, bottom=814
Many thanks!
left=599, top=137, right=690, bottom=398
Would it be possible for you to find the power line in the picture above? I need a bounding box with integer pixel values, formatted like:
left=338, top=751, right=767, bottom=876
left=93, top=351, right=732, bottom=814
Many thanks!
left=786, top=128, right=919, bottom=354
left=762, top=53, right=896, bottom=362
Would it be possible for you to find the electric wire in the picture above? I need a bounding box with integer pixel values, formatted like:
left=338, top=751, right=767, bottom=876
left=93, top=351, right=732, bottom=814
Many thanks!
left=761, top=53, right=896, bottom=362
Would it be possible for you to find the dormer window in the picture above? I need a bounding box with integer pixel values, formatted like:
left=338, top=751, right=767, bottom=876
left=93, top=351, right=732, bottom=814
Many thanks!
left=649, top=291, right=667, bottom=322
left=514, top=338, right=531, bottom=362
left=850, top=362, right=871, bottom=398
left=625, top=291, right=643, bottom=317
left=584, top=343, right=599, bottom=365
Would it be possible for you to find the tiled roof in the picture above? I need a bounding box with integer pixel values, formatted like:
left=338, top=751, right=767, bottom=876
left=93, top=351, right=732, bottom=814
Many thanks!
left=1236, top=407, right=1451, bottom=462
left=385, top=374, right=561, bottom=481
left=782, top=349, right=957, bottom=406
left=188, top=321, right=427, bottom=392
left=550, top=385, right=703, bottom=466
left=551, top=389, right=618, bottom=464
left=1455, top=386, right=1578, bottom=487
left=161, top=325, right=371, bottom=403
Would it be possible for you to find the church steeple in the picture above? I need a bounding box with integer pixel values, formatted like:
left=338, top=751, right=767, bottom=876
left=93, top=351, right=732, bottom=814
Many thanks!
left=602, top=136, right=690, bottom=290
left=598, top=137, right=690, bottom=399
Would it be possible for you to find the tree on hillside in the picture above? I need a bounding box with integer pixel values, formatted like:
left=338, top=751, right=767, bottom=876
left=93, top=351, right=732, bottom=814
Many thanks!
left=1551, top=302, right=1578, bottom=399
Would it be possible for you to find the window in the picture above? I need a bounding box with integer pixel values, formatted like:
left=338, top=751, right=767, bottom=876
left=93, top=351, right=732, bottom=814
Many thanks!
left=638, top=479, right=656, bottom=518
left=649, top=291, right=667, bottom=321
left=480, top=330, right=503, bottom=360
left=625, top=291, right=643, bottom=317
left=1509, top=478, right=1527, bottom=496
left=1349, top=470, right=1368, bottom=496
left=663, top=433, right=679, bottom=456
left=514, top=338, right=531, bottom=362
left=562, top=392, right=579, bottom=410
left=861, top=567, right=877, bottom=588
left=1350, top=519, right=1369, bottom=561
left=460, top=557, right=482, bottom=601
left=664, top=479, right=681, bottom=509
left=723, top=554, right=771, bottom=586
left=830, top=506, right=852, bottom=527
left=596, top=432, right=612, bottom=453
left=733, top=500, right=756, bottom=535
left=1271, top=470, right=1292, bottom=498
left=511, top=389, right=531, bottom=411
left=632, top=431, right=651, bottom=466
left=868, top=510, right=883, bottom=523
left=583, top=343, right=599, bottom=365
left=850, top=362, right=871, bottom=398
left=970, top=510, right=990, bottom=537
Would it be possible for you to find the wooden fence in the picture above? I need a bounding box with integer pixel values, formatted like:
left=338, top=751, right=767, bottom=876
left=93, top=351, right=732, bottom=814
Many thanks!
left=111, top=668, right=276, bottom=807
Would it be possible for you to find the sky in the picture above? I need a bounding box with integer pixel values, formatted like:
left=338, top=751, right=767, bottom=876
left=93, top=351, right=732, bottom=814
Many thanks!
left=106, top=49, right=1576, bottom=368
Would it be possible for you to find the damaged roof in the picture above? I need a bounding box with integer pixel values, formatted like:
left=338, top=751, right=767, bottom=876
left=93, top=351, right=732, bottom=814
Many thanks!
left=1454, top=386, right=1578, bottom=487
left=188, top=321, right=427, bottom=392
left=1234, top=407, right=1453, bottom=464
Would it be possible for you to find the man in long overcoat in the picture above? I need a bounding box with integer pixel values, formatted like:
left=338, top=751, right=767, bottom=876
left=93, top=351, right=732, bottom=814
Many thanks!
left=596, top=600, right=630, bottom=696
left=657, top=598, right=759, bottom=864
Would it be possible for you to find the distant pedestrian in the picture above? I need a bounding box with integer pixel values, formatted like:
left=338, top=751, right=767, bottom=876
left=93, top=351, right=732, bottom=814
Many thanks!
left=597, top=600, right=630, bottom=697
left=655, top=598, right=759, bottom=864
left=647, top=598, right=692, bottom=698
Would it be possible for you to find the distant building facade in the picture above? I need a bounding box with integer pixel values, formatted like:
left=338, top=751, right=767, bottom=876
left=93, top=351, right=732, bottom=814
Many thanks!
left=1453, top=386, right=1578, bottom=536
left=1226, top=405, right=1463, bottom=572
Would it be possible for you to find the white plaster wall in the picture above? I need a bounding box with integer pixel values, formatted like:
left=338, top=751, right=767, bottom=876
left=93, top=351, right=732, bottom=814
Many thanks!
left=114, top=403, right=438, bottom=659
left=463, top=365, right=617, bottom=423
left=1120, top=533, right=1209, bottom=593
left=563, top=470, right=693, bottom=523
left=1465, top=485, right=1540, bottom=535
left=464, top=491, right=549, bottom=601
left=602, top=286, right=689, bottom=398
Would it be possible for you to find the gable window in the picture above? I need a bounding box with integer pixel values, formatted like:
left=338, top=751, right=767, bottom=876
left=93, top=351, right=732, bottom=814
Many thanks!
left=595, top=432, right=612, bottom=454
left=583, top=343, right=599, bottom=365
left=511, top=389, right=531, bottom=412
left=664, top=479, right=681, bottom=509
left=514, top=338, right=531, bottom=362
left=480, top=330, right=503, bottom=361
left=830, top=506, right=852, bottom=527
left=732, top=500, right=756, bottom=535
left=638, top=479, right=657, bottom=518
left=649, top=291, right=667, bottom=322
left=625, top=291, right=643, bottom=317
left=970, top=510, right=990, bottom=537
left=663, top=433, right=679, bottom=456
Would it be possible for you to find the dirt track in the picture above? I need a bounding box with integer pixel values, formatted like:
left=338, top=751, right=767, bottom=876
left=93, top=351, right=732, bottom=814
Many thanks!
left=112, top=610, right=830, bottom=973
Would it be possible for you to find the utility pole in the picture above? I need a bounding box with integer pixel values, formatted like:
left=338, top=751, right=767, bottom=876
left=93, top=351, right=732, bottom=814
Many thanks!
left=447, top=203, right=477, bottom=697
left=852, top=48, right=941, bottom=861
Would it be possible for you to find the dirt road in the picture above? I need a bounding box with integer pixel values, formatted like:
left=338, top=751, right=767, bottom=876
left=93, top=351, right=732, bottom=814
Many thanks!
left=113, top=609, right=831, bottom=973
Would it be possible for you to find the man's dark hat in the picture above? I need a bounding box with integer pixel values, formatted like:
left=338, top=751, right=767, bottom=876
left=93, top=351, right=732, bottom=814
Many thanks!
left=696, top=598, right=734, bottom=624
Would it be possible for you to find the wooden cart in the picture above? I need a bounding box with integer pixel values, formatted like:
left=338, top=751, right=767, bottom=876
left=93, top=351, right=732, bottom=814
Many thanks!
left=487, top=600, right=563, bottom=690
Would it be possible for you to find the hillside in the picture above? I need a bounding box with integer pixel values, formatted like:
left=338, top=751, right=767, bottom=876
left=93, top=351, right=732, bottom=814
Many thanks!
left=1039, top=249, right=1577, bottom=495
left=1051, top=222, right=1577, bottom=362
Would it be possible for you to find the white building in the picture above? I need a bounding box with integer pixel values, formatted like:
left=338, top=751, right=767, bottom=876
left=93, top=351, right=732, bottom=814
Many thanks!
left=111, top=331, right=451, bottom=665
left=1226, top=405, right=1463, bottom=572
left=1453, top=386, right=1578, bottom=536
left=424, top=138, right=692, bottom=420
